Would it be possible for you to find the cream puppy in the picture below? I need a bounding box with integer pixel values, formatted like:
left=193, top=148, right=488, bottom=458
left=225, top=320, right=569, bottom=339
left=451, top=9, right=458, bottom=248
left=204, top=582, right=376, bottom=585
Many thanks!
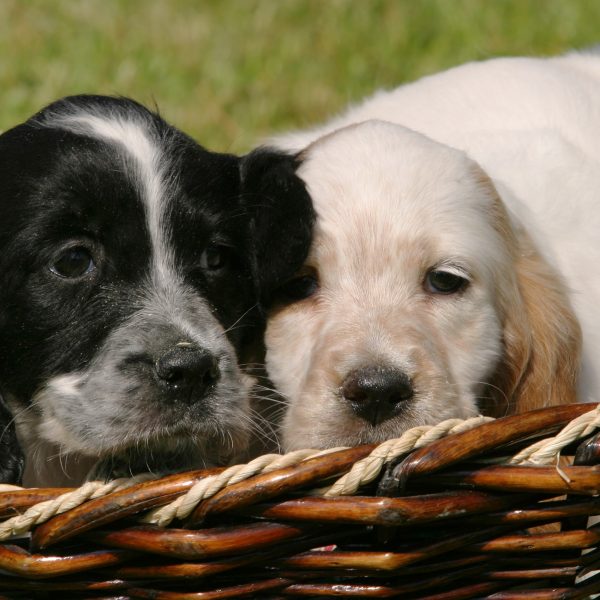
left=267, top=52, right=600, bottom=450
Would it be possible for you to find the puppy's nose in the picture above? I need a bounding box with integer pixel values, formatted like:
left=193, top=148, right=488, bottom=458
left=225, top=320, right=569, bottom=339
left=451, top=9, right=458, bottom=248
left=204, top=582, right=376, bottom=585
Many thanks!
left=155, top=344, right=220, bottom=400
left=341, top=367, right=413, bottom=425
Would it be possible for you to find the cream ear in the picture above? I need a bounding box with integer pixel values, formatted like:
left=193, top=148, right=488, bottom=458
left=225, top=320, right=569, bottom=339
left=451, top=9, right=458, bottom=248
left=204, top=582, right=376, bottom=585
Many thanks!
left=488, top=231, right=581, bottom=416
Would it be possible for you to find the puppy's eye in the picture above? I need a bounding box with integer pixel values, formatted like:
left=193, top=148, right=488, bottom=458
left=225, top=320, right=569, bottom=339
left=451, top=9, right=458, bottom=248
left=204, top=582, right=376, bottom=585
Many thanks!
left=50, top=246, right=96, bottom=279
left=279, top=271, right=319, bottom=302
left=425, top=270, right=467, bottom=295
left=200, top=245, right=230, bottom=271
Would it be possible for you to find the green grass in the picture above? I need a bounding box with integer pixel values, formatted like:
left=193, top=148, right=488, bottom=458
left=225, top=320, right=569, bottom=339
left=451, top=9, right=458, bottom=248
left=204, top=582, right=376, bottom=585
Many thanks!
left=0, top=0, right=599, bottom=153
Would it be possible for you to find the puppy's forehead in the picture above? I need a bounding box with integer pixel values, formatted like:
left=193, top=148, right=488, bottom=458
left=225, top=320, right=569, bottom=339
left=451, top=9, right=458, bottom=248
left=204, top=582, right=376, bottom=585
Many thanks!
left=41, top=108, right=165, bottom=221
left=299, top=121, right=505, bottom=269
left=39, top=104, right=183, bottom=285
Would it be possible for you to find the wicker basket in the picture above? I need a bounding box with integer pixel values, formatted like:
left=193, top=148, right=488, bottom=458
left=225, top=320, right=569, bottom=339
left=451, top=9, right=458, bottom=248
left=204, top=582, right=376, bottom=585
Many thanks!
left=0, top=403, right=599, bottom=599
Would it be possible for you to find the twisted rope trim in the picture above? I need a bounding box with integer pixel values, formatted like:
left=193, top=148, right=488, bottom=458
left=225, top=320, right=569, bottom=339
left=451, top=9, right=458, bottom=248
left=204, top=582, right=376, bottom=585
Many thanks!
left=0, top=474, right=156, bottom=541
left=142, top=446, right=345, bottom=526
left=0, top=405, right=598, bottom=538
left=509, top=403, right=600, bottom=465
left=322, top=415, right=494, bottom=497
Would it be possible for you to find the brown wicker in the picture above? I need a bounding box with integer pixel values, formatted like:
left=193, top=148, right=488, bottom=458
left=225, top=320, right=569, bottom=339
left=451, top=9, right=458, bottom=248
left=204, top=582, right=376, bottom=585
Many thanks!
left=0, top=403, right=599, bottom=599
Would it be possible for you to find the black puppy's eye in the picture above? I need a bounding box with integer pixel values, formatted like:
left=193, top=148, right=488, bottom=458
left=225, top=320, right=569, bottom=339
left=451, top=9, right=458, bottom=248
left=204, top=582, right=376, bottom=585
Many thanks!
left=200, top=245, right=230, bottom=271
left=50, top=246, right=96, bottom=279
left=425, top=270, right=468, bottom=295
left=280, top=270, right=319, bottom=302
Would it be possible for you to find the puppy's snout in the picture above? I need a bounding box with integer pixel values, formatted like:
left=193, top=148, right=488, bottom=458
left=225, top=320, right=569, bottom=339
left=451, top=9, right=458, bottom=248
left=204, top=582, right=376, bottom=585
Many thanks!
left=341, top=367, right=413, bottom=425
left=155, top=344, right=220, bottom=401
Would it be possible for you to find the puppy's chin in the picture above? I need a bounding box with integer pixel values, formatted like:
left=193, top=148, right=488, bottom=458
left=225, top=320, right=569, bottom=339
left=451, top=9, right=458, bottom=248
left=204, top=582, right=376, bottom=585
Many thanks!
left=31, top=368, right=254, bottom=478
left=87, top=438, right=240, bottom=481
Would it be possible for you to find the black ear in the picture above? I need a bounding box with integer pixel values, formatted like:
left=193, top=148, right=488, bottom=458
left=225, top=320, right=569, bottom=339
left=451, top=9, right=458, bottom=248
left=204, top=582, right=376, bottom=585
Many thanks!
left=0, top=392, right=23, bottom=484
left=240, top=147, right=315, bottom=309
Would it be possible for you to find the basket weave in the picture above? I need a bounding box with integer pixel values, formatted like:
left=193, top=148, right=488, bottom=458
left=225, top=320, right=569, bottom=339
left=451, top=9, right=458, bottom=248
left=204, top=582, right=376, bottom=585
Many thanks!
left=0, top=403, right=599, bottom=599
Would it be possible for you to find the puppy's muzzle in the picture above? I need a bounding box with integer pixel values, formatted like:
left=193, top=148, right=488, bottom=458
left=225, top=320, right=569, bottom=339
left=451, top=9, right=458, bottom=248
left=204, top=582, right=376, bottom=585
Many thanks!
left=155, top=343, right=220, bottom=403
left=341, top=366, right=414, bottom=426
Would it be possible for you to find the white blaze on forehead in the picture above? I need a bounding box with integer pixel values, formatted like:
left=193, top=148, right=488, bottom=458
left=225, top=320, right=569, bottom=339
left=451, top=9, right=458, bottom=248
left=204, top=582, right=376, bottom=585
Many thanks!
left=42, top=110, right=176, bottom=286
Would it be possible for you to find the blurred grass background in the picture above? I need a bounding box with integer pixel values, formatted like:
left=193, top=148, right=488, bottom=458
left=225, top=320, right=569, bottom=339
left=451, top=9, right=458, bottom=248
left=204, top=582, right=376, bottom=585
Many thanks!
left=0, top=0, right=599, bottom=153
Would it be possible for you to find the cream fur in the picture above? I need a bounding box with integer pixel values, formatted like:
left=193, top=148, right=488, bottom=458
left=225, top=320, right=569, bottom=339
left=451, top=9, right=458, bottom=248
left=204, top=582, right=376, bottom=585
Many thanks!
left=267, top=52, right=599, bottom=450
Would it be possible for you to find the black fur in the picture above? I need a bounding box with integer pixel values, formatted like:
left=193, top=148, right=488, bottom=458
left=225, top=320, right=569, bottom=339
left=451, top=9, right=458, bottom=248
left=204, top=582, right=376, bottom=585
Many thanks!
left=0, top=393, right=23, bottom=484
left=0, top=95, right=313, bottom=484
left=241, top=147, right=315, bottom=309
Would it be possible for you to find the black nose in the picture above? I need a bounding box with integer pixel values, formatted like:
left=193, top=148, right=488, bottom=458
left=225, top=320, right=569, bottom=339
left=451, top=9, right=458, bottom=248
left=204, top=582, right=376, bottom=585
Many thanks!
left=341, top=367, right=413, bottom=425
left=155, top=344, right=220, bottom=401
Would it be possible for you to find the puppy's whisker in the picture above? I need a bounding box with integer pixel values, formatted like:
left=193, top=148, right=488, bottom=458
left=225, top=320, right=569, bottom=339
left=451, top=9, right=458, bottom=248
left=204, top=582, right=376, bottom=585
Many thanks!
left=220, top=303, right=259, bottom=338
left=243, top=408, right=282, bottom=450
left=443, top=379, right=513, bottom=413
left=251, top=385, right=290, bottom=399
left=0, top=400, right=37, bottom=443
left=248, top=395, right=289, bottom=409
left=247, top=406, right=281, bottom=430
left=58, top=448, right=70, bottom=480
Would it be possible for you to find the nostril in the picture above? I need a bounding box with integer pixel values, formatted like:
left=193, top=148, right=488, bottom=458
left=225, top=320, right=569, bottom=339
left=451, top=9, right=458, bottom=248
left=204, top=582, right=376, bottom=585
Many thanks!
left=341, top=376, right=369, bottom=404
left=342, top=366, right=413, bottom=425
left=156, top=345, right=220, bottom=397
left=384, top=375, right=414, bottom=404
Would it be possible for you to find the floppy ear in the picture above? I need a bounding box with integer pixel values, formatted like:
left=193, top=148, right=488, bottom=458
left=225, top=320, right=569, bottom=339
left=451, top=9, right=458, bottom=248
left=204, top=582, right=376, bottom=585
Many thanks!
left=488, top=231, right=581, bottom=416
left=0, top=392, right=24, bottom=484
left=240, top=147, right=315, bottom=309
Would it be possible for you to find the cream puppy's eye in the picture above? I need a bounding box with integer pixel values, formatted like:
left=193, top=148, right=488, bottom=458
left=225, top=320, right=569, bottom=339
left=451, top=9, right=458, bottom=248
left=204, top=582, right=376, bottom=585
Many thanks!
left=279, top=268, right=319, bottom=302
left=50, top=246, right=96, bottom=279
left=425, top=269, right=468, bottom=295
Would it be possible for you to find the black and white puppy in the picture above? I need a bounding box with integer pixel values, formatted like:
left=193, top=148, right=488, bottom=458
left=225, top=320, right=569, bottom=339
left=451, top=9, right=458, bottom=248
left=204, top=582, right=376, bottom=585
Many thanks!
left=0, top=95, right=313, bottom=486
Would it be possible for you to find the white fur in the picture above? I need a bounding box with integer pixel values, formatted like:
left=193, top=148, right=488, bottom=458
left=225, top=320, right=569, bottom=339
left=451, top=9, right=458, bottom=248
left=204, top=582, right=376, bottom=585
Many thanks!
left=43, top=111, right=178, bottom=289
left=268, top=52, right=600, bottom=450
